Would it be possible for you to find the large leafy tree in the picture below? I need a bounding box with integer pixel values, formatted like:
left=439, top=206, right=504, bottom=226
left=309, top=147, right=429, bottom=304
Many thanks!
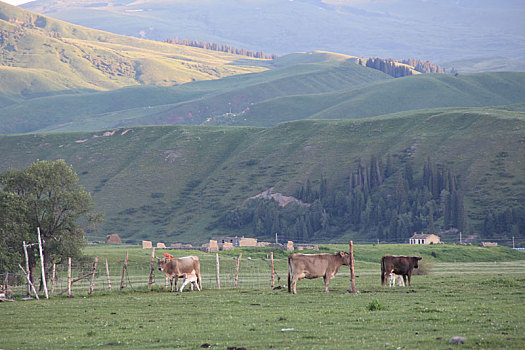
left=0, top=159, right=101, bottom=286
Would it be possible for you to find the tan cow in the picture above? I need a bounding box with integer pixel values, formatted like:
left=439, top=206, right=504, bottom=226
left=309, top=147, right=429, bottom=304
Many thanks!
left=158, top=255, right=202, bottom=292
left=288, top=252, right=350, bottom=294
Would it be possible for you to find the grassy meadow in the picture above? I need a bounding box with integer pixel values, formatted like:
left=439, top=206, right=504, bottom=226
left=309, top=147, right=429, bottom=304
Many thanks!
left=1, top=245, right=524, bottom=349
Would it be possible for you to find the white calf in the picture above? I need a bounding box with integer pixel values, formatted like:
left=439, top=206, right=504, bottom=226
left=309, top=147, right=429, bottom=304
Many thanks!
left=179, top=271, right=201, bottom=292
left=388, top=272, right=405, bottom=287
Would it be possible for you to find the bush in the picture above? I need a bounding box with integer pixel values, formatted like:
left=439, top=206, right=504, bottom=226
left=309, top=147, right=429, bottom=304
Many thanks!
left=367, top=299, right=385, bottom=311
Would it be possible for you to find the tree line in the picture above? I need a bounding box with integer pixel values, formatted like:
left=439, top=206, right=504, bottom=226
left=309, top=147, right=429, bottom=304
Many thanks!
left=219, top=155, right=469, bottom=243
left=356, top=57, right=445, bottom=77
left=164, top=37, right=278, bottom=60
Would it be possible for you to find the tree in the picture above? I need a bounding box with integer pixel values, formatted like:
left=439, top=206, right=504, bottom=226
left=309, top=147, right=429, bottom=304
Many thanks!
left=0, top=159, right=102, bottom=287
left=0, top=190, right=31, bottom=274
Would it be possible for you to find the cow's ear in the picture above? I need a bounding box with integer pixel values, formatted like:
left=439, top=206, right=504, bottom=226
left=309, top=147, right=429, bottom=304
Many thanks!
left=417, top=256, right=422, bottom=260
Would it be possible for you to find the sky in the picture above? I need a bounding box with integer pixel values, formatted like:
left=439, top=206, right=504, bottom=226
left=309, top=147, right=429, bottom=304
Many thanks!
left=3, top=0, right=34, bottom=5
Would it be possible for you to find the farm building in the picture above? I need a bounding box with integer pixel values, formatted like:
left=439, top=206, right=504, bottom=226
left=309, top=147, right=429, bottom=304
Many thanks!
left=213, top=236, right=258, bottom=248
left=409, top=233, right=441, bottom=245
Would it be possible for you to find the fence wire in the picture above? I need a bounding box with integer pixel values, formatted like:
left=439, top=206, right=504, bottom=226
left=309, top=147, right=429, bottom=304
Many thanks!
left=2, top=254, right=291, bottom=297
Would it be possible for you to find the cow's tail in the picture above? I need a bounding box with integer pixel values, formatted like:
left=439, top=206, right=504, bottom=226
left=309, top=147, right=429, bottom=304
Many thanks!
left=380, top=256, right=385, bottom=286
left=287, top=255, right=292, bottom=294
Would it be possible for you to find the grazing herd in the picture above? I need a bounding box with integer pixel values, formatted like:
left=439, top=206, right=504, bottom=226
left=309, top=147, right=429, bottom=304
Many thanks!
left=157, top=252, right=422, bottom=294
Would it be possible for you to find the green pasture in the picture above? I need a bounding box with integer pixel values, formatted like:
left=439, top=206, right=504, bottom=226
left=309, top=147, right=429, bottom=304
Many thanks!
left=1, top=245, right=524, bottom=349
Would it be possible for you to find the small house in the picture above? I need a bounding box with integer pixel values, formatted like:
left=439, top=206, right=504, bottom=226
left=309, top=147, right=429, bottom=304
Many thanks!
left=409, top=233, right=441, bottom=245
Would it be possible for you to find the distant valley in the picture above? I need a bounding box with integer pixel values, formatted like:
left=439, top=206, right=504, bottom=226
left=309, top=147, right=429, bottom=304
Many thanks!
left=0, top=2, right=524, bottom=246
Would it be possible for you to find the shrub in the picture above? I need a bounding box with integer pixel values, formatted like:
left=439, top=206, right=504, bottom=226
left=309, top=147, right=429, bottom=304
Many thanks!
left=367, top=299, right=385, bottom=311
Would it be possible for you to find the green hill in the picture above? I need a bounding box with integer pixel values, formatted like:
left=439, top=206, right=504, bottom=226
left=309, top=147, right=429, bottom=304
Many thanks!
left=1, top=108, right=523, bottom=245
left=234, top=72, right=525, bottom=126
left=440, top=57, right=525, bottom=74
left=0, top=55, right=392, bottom=133
left=2, top=60, right=525, bottom=133
left=0, top=2, right=268, bottom=99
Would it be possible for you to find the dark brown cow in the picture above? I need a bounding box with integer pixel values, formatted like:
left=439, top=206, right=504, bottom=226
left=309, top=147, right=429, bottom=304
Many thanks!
left=381, top=255, right=422, bottom=287
left=288, top=252, right=350, bottom=294
left=158, top=255, right=202, bottom=292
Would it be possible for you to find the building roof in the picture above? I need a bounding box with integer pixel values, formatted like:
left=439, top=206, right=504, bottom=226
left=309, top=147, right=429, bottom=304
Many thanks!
left=410, top=233, right=439, bottom=239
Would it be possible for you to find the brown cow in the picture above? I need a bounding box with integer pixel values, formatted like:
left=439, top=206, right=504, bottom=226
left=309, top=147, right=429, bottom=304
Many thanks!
left=158, top=255, right=202, bottom=292
left=288, top=252, right=350, bottom=294
left=381, top=255, right=422, bottom=287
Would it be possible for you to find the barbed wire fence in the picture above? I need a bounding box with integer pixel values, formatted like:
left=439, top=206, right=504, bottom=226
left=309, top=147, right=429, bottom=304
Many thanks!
left=1, top=253, right=293, bottom=298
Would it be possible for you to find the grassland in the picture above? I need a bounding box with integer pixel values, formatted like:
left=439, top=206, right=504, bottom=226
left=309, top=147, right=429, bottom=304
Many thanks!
left=1, top=245, right=523, bottom=349
left=0, top=54, right=391, bottom=133
left=0, top=2, right=268, bottom=99
left=0, top=108, right=524, bottom=244
left=2, top=62, right=525, bottom=133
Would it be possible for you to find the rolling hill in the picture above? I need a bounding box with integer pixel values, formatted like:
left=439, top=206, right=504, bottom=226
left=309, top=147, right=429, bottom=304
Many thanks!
left=1, top=108, right=523, bottom=245
left=2, top=66, right=525, bottom=133
left=0, top=53, right=395, bottom=133
left=0, top=1, right=269, bottom=98
left=22, top=0, right=525, bottom=63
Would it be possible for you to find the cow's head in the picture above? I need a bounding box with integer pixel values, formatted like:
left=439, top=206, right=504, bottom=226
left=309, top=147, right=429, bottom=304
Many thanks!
left=412, top=256, right=422, bottom=268
left=157, top=257, right=168, bottom=271
left=337, top=251, right=351, bottom=265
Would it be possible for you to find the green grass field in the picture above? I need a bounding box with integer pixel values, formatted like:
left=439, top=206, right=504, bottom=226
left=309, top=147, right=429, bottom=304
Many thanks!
left=1, top=245, right=524, bottom=349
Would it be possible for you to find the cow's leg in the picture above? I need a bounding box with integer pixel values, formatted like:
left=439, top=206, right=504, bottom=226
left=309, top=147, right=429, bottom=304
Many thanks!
left=197, top=273, right=202, bottom=291
left=406, top=272, right=411, bottom=287
left=180, top=278, right=190, bottom=293
left=174, top=276, right=178, bottom=291
left=398, top=276, right=405, bottom=287
left=323, top=275, right=330, bottom=293
left=388, top=273, right=394, bottom=287
left=291, top=275, right=298, bottom=294
left=404, top=274, right=409, bottom=287
left=194, top=281, right=201, bottom=291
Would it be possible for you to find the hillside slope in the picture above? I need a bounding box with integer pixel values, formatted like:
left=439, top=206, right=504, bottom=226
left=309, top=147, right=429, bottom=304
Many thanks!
left=1, top=108, right=523, bottom=244
left=2, top=64, right=525, bottom=133
left=234, top=72, right=525, bottom=126
left=0, top=55, right=392, bottom=133
left=0, top=2, right=268, bottom=98
left=22, top=0, right=525, bottom=63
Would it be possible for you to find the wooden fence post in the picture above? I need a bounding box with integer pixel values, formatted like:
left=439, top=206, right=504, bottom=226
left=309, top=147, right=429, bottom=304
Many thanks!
left=22, top=241, right=30, bottom=296
left=270, top=252, right=275, bottom=289
left=18, top=264, right=39, bottom=300
left=51, top=263, right=56, bottom=294
left=234, top=253, right=242, bottom=288
left=2, top=272, right=8, bottom=297
left=68, top=257, right=72, bottom=298
left=88, top=256, right=99, bottom=295
left=120, top=251, right=128, bottom=291
left=349, top=241, right=358, bottom=293
left=37, top=228, right=49, bottom=299
left=148, top=247, right=155, bottom=290
left=215, top=253, right=221, bottom=289
left=105, top=259, right=112, bottom=291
